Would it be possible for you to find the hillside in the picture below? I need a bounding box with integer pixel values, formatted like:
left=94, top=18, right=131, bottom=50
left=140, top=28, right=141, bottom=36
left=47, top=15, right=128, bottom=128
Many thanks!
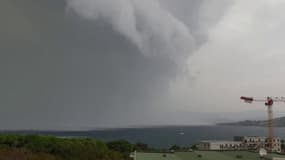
left=0, top=148, right=60, bottom=160
left=218, top=116, right=285, bottom=127
left=0, top=134, right=126, bottom=160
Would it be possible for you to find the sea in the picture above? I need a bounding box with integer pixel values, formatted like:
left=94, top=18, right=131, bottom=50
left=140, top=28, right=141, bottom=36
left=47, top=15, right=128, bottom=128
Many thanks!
left=3, top=125, right=285, bottom=149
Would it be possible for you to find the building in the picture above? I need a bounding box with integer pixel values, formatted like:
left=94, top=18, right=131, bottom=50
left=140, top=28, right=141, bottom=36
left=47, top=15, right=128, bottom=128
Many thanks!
left=234, top=136, right=266, bottom=150
left=197, top=140, right=244, bottom=150
left=234, top=136, right=282, bottom=153
left=198, top=136, right=282, bottom=153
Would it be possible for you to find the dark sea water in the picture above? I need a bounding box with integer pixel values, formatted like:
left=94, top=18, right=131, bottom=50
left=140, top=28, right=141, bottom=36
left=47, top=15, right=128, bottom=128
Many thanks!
left=3, top=125, right=285, bottom=149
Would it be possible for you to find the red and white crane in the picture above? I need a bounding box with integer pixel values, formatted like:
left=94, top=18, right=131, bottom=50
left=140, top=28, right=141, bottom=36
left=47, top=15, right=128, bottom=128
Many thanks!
left=240, top=96, right=285, bottom=151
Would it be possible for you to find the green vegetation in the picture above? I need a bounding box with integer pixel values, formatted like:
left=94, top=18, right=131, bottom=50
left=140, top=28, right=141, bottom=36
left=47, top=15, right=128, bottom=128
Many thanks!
left=169, top=145, right=181, bottom=151
left=136, top=152, right=180, bottom=160
left=169, top=145, right=193, bottom=152
left=0, top=134, right=124, bottom=160
left=134, top=142, right=151, bottom=151
left=107, top=140, right=133, bottom=159
left=4, top=134, right=285, bottom=160
left=0, top=134, right=202, bottom=160
left=0, top=148, right=60, bottom=160
left=136, top=151, right=285, bottom=160
left=236, top=154, right=243, bottom=159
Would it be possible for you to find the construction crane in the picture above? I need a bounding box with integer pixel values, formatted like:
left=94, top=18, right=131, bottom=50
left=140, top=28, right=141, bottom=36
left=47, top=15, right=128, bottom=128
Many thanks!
left=240, top=96, right=285, bottom=151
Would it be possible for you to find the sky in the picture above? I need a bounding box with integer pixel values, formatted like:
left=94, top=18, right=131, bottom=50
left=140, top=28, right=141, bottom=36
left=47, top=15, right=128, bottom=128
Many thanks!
left=1, top=0, right=285, bottom=130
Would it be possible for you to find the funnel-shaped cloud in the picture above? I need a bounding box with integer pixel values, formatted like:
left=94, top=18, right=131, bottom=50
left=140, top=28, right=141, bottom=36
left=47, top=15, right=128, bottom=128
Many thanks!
left=66, top=0, right=195, bottom=64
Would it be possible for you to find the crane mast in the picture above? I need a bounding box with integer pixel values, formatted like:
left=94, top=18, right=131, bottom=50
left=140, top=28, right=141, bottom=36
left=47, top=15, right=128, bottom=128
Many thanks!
left=240, top=96, right=285, bottom=152
left=267, top=104, right=273, bottom=150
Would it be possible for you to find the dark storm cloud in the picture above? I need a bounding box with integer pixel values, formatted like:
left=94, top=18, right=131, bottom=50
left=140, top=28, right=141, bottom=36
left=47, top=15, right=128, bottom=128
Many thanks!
left=1, top=0, right=261, bottom=130
left=0, top=0, right=200, bottom=129
left=66, top=0, right=196, bottom=63
left=60, top=21, right=179, bottom=128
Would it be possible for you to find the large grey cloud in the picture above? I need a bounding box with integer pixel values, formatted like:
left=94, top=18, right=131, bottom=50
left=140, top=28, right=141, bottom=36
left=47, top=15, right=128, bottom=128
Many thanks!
left=66, top=0, right=196, bottom=64
left=3, top=0, right=282, bottom=130
left=0, top=0, right=201, bottom=129
left=171, top=0, right=285, bottom=120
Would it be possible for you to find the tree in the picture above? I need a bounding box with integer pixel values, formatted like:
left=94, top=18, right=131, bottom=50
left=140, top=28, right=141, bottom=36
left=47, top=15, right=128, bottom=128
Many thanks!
left=134, top=142, right=149, bottom=151
left=191, top=144, right=198, bottom=150
left=107, top=140, right=133, bottom=160
left=169, top=145, right=180, bottom=151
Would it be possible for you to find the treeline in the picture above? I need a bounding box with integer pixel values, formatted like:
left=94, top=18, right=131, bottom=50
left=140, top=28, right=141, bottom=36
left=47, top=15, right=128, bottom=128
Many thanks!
left=0, top=134, right=124, bottom=160
left=0, top=134, right=196, bottom=159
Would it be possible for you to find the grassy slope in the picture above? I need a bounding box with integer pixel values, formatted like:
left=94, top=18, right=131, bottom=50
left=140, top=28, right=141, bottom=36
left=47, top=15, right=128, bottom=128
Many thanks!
left=136, top=153, right=181, bottom=160
left=138, top=151, right=285, bottom=160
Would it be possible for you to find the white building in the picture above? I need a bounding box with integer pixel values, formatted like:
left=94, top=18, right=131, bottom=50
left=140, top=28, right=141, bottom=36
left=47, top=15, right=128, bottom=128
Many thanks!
left=197, top=140, right=244, bottom=150
left=198, top=136, right=282, bottom=153
left=234, top=136, right=282, bottom=153
left=234, top=136, right=266, bottom=149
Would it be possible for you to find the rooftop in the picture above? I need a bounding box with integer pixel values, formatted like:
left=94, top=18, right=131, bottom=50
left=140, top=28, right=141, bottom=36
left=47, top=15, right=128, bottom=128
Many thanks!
left=200, top=140, right=242, bottom=144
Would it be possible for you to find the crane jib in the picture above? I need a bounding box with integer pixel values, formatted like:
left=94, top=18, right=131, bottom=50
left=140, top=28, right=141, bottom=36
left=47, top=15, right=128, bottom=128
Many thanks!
left=240, top=95, right=285, bottom=152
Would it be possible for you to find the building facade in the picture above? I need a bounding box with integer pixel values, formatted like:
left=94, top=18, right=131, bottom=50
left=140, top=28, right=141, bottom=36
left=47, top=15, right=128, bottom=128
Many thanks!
left=234, top=136, right=281, bottom=153
left=197, top=140, right=244, bottom=150
left=198, top=136, right=282, bottom=153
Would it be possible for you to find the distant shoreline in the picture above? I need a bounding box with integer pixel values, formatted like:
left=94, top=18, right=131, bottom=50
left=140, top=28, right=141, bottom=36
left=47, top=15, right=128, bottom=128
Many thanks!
left=0, top=124, right=214, bottom=132
left=217, top=116, right=285, bottom=127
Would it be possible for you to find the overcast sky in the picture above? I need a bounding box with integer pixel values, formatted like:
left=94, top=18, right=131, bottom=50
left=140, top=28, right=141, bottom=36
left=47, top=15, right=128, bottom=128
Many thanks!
left=1, top=0, right=285, bottom=130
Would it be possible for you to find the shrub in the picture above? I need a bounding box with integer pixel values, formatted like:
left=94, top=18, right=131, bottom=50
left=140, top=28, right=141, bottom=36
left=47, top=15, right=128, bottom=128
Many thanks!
left=0, top=134, right=124, bottom=160
left=236, top=155, right=243, bottom=159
